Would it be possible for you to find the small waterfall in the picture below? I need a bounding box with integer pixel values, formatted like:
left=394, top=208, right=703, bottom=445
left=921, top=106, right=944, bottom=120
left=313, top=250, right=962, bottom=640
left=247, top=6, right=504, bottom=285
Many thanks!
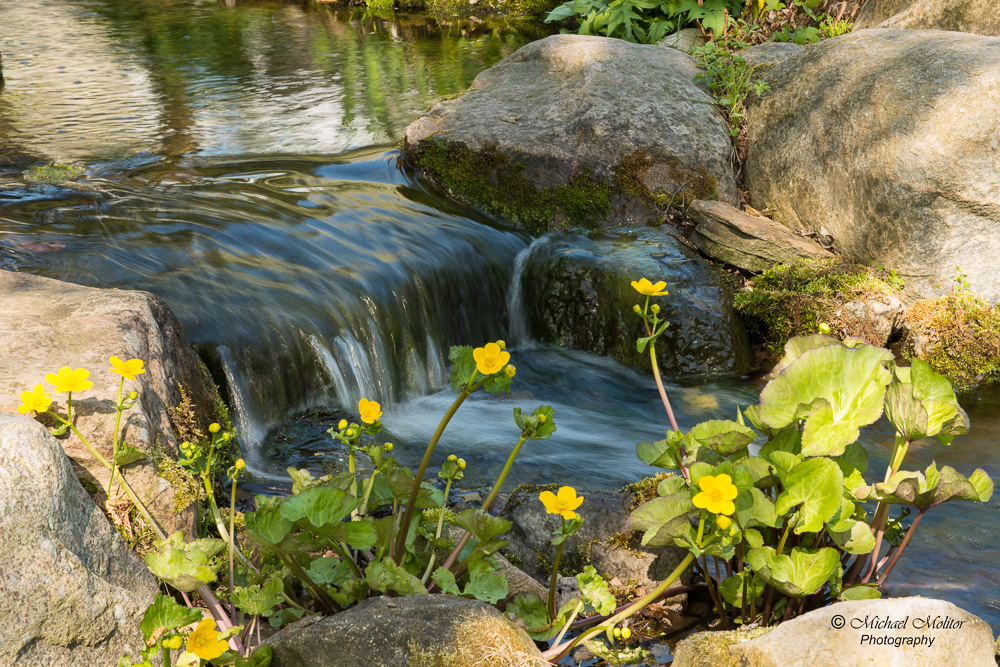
left=217, top=345, right=285, bottom=480
left=507, top=235, right=550, bottom=345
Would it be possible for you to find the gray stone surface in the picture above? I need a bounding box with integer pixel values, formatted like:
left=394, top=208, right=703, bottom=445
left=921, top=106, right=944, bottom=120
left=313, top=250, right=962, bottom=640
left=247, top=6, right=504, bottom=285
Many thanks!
left=672, top=597, right=996, bottom=667
left=856, top=0, right=1000, bottom=34
left=520, top=227, right=751, bottom=379
left=688, top=199, right=834, bottom=272
left=500, top=487, right=690, bottom=591
left=659, top=28, right=706, bottom=53
left=741, top=42, right=806, bottom=70
left=745, top=29, right=1000, bottom=302
left=0, top=270, right=219, bottom=536
left=0, top=413, right=158, bottom=667
left=267, top=595, right=544, bottom=667
left=405, top=34, right=738, bottom=233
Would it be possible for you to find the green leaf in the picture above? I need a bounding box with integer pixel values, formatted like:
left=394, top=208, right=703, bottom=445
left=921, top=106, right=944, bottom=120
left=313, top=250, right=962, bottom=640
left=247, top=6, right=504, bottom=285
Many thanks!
left=482, top=372, right=512, bottom=394
left=464, top=569, right=508, bottom=604
left=139, top=592, right=202, bottom=640
left=758, top=339, right=894, bottom=456
left=775, top=458, right=843, bottom=534
left=449, top=346, right=476, bottom=394
left=828, top=519, right=876, bottom=555
left=657, top=474, right=687, bottom=497
left=832, top=442, right=868, bottom=477
left=453, top=509, right=511, bottom=542
left=735, top=487, right=778, bottom=529
left=719, top=571, right=765, bottom=608
left=506, top=595, right=577, bottom=641
left=576, top=566, right=616, bottom=615
left=365, top=557, right=428, bottom=596
left=431, top=567, right=462, bottom=596
left=245, top=496, right=295, bottom=550
left=114, top=444, right=147, bottom=467
left=885, top=360, right=969, bottom=444
left=746, top=546, right=840, bottom=597
left=233, top=578, right=285, bottom=617
left=305, top=557, right=352, bottom=585
left=144, top=532, right=226, bottom=593
left=839, top=585, right=881, bottom=601
left=636, top=431, right=684, bottom=469
left=857, top=463, right=993, bottom=509
left=688, top=420, right=756, bottom=455
left=279, top=486, right=361, bottom=528
left=514, top=405, right=556, bottom=440
left=737, top=457, right=774, bottom=488
left=627, top=492, right=692, bottom=548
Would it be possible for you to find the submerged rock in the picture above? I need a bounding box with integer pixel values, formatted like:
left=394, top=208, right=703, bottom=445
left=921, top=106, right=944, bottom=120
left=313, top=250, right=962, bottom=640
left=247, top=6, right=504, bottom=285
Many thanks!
left=0, top=413, right=157, bottom=666
left=500, top=486, right=690, bottom=591
left=856, top=0, right=1000, bottom=34
left=745, top=29, right=1000, bottom=303
left=404, top=34, right=737, bottom=234
left=672, top=597, right=996, bottom=667
left=267, top=595, right=544, bottom=667
left=688, top=199, right=834, bottom=272
left=519, top=228, right=751, bottom=379
left=0, top=270, right=221, bottom=536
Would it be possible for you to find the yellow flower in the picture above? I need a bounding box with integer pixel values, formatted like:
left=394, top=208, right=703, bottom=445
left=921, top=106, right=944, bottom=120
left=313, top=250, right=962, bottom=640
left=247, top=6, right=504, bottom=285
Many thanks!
left=539, top=486, right=583, bottom=520
left=716, top=515, right=732, bottom=530
left=108, top=356, right=146, bottom=380
left=358, top=398, right=382, bottom=424
left=45, top=366, right=94, bottom=393
left=473, top=342, right=510, bottom=375
left=18, top=384, right=52, bottom=414
left=185, top=619, right=228, bottom=661
left=630, top=278, right=669, bottom=297
left=693, top=474, right=738, bottom=516
left=504, top=364, right=516, bottom=378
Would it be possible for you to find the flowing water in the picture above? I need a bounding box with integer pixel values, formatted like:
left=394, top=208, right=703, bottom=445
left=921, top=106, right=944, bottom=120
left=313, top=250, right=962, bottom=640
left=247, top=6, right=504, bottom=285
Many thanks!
left=1, top=0, right=998, bottom=631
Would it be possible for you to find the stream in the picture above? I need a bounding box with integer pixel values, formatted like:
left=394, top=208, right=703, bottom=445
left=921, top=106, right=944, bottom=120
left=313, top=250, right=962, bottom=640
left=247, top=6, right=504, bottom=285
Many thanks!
left=1, top=0, right=997, bottom=634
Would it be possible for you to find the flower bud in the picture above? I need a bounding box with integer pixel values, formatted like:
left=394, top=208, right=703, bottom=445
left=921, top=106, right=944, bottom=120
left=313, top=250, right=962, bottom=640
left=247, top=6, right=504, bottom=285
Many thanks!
left=346, top=428, right=355, bottom=437
left=222, top=432, right=231, bottom=442
left=235, top=458, right=245, bottom=470
left=496, top=340, right=506, bottom=350
left=538, top=414, right=547, bottom=423
left=162, top=635, right=184, bottom=650
left=457, top=458, right=466, bottom=470
left=716, top=515, right=732, bottom=530
left=338, top=419, right=348, bottom=431
left=632, top=304, right=641, bottom=314
left=209, top=423, right=221, bottom=434
left=447, top=454, right=458, bottom=463
left=504, top=365, right=516, bottom=378
left=384, top=443, right=393, bottom=452
left=613, top=628, right=621, bottom=639
left=621, top=627, right=632, bottom=640
left=818, top=322, right=831, bottom=334
left=128, top=390, right=138, bottom=400
left=651, top=304, right=660, bottom=314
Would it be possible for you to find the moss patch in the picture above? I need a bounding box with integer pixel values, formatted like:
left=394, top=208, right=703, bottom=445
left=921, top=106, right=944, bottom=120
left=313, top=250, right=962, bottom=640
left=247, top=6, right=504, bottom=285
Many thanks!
left=24, top=163, right=86, bottom=184
left=621, top=472, right=673, bottom=509
left=672, top=627, right=774, bottom=667
left=408, top=614, right=546, bottom=667
left=733, top=259, right=901, bottom=358
left=414, top=140, right=611, bottom=235
left=905, top=290, right=1000, bottom=390
left=614, top=150, right=718, bottom=215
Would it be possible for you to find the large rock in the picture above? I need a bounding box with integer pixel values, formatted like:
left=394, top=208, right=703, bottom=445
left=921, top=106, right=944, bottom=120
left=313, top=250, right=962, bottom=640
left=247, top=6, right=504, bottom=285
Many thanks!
left=519, top=228, right=751, bottom=379
left=688, top=200, right=834, bottom=272
left=672, top=597, right=995, bottom=667
left=404, top=34, right=738, bottom=235
left=856, top=0, right=1000, bottom=35
left=500, top=487, right=689, bottom=591
left=0, top=270, right=220, bottom=536
left=267, top=595, right=544, bottom=667
left=746, top=29, right=1000, bottom=303
left=0, top=413, right=158, bottom=666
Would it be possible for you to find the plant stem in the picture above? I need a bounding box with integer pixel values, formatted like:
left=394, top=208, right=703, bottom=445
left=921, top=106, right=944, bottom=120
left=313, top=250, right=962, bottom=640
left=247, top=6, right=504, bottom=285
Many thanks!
left=548, top=541, right=567, bottom=622
left=333, top=541, right=364, bottom=581
left=702, top=555, right=732, bottom=630
left=359, top=470, right=378, bottom=515
left=542, top=552, right=696, bottom=662
left=229, top=473, right=239, bottom=619
left=440, top=432, right=530, bottom=573
left=648, top=342, right=679, bottom=433
left=163, top=645, right=171, bottom=667
left=108, top=377, right=125, bottom=496
left=877, top=510, right=925, bottom=584
left=282, top=554, right=341, bottom=614
left=552, top=600, right=583, bottom=649
left=393, top=389, right=471, bottom=564
left=421, top=476, right=455, bottom=584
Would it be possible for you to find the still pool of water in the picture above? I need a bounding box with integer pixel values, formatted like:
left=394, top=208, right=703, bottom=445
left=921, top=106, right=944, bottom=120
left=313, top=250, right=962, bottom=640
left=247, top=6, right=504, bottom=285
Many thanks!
left=1, top=0, right=998, bottom=633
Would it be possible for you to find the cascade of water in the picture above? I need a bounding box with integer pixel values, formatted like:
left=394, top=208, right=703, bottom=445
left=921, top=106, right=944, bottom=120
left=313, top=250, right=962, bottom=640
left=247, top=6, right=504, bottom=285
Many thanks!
left=506, top=235, right=551, bottom=345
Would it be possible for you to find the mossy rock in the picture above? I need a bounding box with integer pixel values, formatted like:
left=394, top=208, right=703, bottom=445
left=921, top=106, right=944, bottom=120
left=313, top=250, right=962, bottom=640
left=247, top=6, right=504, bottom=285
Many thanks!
left=904, top=290, right=1000, bottom=389
left=733, top=259, right=905, bottom=359
left=404, top=35, right=737, bottom=234
left=24, top=163, right=86, bottom=184
left=267, top=595, right=544, bottom=667
left=671, top=626, right=773, bottom=667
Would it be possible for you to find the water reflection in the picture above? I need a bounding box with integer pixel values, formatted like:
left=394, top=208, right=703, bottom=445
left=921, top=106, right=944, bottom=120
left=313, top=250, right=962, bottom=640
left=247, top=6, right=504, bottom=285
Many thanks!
left=0, top=0, right=545, bottom=163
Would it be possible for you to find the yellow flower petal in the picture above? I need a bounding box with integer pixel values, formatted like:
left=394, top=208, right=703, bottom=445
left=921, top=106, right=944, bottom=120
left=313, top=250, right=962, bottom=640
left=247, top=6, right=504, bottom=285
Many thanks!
left=186, top=619, right=228, bottom=661
left=46, top=366, right=94, bottom=393
left=540, top=486, right=583, bottom=520
left=630, top=278, right=669, bottom=297
left=18, top=384, right=52, bottom=414
left=109, top=356, right=146, bottom=380
left=358, top=398, right=382, bottom=424
left=473, top=342, right=510, bottom=375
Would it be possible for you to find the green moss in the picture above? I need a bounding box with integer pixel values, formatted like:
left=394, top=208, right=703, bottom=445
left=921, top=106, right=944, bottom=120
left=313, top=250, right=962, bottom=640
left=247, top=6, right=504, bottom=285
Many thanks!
left=905, top=291, right=1000, bottom=390
left=672, top=627, right=774, bottom=667
left=153, top=444, right=200, bottom=514
left=620, top=472, right=672, bottom=508
left=511, top=482, right=559, bottom=495
left=414, top=140, right=611, bottom=235
left=613, top=151, right=717, bottom=216
left=733, top=259, right=901, bottom=358
left=24, top=163, right=85, bottom=184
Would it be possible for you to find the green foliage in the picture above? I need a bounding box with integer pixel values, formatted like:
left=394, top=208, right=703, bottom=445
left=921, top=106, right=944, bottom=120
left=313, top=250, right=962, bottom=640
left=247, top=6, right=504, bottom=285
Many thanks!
left=692, top=34, right=770, bottom=140
left=145, top=532, right=227, bottom=593
left=139, top=593, right=203, bottom=640
left=545, top=0, right=742, bottom=43
left=628, top=333, right=991, bottom=626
